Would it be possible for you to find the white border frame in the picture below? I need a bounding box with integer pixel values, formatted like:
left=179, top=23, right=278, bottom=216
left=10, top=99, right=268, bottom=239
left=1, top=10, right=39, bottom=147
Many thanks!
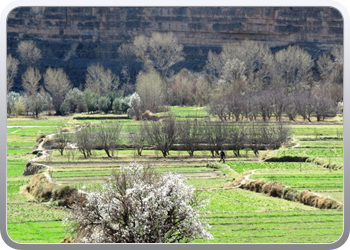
left=1, top=1, right=348, bottom=249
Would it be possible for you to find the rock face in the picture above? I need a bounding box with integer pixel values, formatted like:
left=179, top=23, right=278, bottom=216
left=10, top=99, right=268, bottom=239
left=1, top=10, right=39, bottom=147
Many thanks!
left=7, top=7, right=343, bottom=90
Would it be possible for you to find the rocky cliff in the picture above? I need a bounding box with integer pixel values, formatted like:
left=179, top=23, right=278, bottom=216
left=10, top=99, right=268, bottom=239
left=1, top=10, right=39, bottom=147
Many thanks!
left=7, top=7, right=343, bottom=91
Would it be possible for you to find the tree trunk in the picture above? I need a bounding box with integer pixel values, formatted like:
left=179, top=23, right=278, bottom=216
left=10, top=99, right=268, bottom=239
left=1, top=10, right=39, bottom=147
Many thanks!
left=105, top=149, right=111, bottom=157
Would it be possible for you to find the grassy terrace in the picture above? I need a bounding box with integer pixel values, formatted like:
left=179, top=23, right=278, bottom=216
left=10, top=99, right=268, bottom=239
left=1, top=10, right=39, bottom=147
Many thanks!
left=6, top=109, right=344, bottom=243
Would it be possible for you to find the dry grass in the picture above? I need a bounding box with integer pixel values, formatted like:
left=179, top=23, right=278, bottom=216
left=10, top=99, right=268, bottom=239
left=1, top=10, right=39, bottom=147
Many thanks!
left=23, top=173, right=79, bottom=204
left=299, top=191, right=318, bottom=206
left=141, top=110, right=159, bottom=121
left=236, top=177, right=344, bottom=210
left=33, top=182, right=58, bottom=201
left=262, top=182, right=284, bottom=198
left=241, top=180, right=265, bottom=193
left=282, top=188, right=300, bottom=202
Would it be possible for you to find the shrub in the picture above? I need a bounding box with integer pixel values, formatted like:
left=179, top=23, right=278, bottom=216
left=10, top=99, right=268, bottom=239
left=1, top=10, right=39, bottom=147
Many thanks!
left=98, top=96, right=111, bottom=113
left=60, top=88, right=87, bottom=115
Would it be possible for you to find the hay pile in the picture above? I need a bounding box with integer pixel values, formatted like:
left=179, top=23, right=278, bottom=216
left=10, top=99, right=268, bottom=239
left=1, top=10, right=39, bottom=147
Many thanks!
left=237, top=178, right=342, bottom=210
left=23, top=162, right=49, bottom=176
left=24, top=173, right=77, bottom=206
left=141, top=110, right=159, bottom=121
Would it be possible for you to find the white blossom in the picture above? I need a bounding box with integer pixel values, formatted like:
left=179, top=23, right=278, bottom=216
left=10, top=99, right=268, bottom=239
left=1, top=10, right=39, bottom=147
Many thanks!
left=64, top=163, right=213, bottom=243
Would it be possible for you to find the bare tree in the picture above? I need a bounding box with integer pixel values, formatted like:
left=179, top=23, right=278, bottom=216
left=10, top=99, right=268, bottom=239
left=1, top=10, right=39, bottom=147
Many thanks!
left=273, top=45, right=313, bottom=92
left=270, top=89, right=286, bottom=122
left=22, top=67, right=41, bottom=96
left=220, top=58, right=247, bottom=85
left=207, top=93, right=227, bottom=122
left=312, top=84, right=338, bottom=121
left=133, top=35, right=149, bottom=67
left=7, top=54, right=19, bottom=93
left=21, top=67, right=44, bottom=118
left=193, top=73, right=210, bottom=106
left=133, top=32, right=184, bottom=78
left=44, top=67, right=72, bottom=115
left=204, top=49, right=224, bottom=84
left=172, top=69, right=195, bottom=106
left=317, top=46, right=343, bottom=87
left=75, top=127, right=95, bottom=158
left=85, top=63, right=119, bottom=96
left=226, top=94, right=245, bottom=121
left=295, top=92, right=314, bottom=122
left=177, top=119, right=203, bottom=157
left=317, top=53, right=334, bottom=80
left=249, top=123, right=290, bottom=152
left=246, top=124, right=264, bottom=156
left=128, top=128, right=146, bottom=156
left=55, top=127, right=72, bottom=156
left=254, top=91, right=273, bottom=122
left=143, top=117, right=177, bottom=157
left=136, top=69, right=166, bottom=113
left=16, top=40, right=42, bottom=65
left=118, top=43, right=136, bottom=95
left=284, top=94, right=298, bottom=121
left=207, top=40, right=274, bottom=90
left=227, top=124, right=246, bottom=157
left=96, top=122, right=123, bottom=157
left=203, top=121, right=229, bottom=157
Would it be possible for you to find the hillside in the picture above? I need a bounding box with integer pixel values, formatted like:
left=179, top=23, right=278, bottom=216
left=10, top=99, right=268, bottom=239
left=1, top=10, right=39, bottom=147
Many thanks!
left=7, top=7, right=343, bottom=90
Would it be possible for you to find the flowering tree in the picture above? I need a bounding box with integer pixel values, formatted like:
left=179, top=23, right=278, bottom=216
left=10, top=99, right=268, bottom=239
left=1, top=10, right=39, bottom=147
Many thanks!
left=127, top=92, right=142, bottom=120
left=64, top=163, right=213, bottom=243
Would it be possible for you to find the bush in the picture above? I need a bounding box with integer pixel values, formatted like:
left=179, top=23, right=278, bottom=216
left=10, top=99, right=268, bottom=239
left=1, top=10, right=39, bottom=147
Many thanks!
left=60, top=88, right=87, bottom=115
left=63, top=163, right=213, bottom=243
left=98, top=96, right=111, bottom=113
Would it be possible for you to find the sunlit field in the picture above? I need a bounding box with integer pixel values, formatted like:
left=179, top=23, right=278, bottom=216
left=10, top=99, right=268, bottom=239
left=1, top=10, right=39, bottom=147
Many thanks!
left=7, top=109, right=343, bottom=243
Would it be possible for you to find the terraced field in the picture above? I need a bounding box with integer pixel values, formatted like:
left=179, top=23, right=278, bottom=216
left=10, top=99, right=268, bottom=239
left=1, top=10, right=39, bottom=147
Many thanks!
left=6, top=112, right=344, bottom=243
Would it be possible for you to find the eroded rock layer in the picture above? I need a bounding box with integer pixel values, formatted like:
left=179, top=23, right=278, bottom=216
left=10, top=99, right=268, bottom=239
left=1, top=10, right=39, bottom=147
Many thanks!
left=7, top=7, right=343, bottom=90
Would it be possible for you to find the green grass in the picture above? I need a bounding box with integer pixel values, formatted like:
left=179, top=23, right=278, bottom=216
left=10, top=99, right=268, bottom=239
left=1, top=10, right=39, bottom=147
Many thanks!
left=7, top=203, right=67, bottom=224
left=193, top=190, right=343, bottom=243
left=297, top=140, right=343, bottom=148
left=250, top=172, right=343, bottom=191
left=227, top=161, right=322, bottom=174
left=7, top=180, right=28, bottom=194
left=6, top=112, right=344, bottom=243
left=7, top=221, right=69, bottom=243
left=157, top=106, right=210, bottom=117
left=7, top=115, right=70, bottom=127
left=7, top=160, right=28, bottom=177
left=206, top=189, right=318, bottom=212
left=291, top=125, right=343, bottom=137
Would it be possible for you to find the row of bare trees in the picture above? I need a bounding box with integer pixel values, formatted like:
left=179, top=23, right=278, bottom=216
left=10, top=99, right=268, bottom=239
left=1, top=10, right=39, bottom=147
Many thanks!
left=141, top=118, right=290, bottom=158
left=208, top=88, right=339, bottom=122
left=57, top=118, right=290, bottom=159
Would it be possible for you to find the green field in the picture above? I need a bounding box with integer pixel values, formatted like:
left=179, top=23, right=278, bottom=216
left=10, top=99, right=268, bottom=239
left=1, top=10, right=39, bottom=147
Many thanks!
left=6, top=111, right=344, bottom=243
